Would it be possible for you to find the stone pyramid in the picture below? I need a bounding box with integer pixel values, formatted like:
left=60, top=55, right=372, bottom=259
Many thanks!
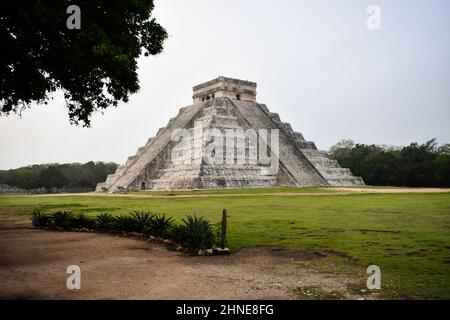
left=96, top=77, right=364, bottom=192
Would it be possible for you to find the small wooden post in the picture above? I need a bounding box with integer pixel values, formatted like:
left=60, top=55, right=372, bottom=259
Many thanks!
left=221, top=209, right=227, bottom=249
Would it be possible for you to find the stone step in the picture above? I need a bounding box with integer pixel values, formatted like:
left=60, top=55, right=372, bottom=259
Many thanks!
left=145, top=137, right=154, bottom=147
left=104, top=174, right=116, bottom=184
left=280, top=122, right=293, bottom=132
left=135, top=147, right=145, bottom=156
left=327, top=177, right=365, bottom=186
left=195, top=114, right=240, bottom=126
left=156, top=127, right=166, bottom=136
left=269, top=112, right=281, bottom=122
left=125, top=155, right=138, bottom=166
left=202, top=105, right=229, bottom=115
left=167, top=117, right=176, bottom=125
left=149, top=176, right=277, bottom=185
left=299, top=148, right=363, bottom=184
left=297, top=141, right=316, bottom=149
left=301, top=149, right=329, bottom=157
left=294, top=132, right=305, bottom=141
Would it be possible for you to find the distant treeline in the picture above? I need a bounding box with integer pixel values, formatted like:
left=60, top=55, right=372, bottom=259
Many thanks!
left=330, top=139, right=450, bottom=187
left=0, top=162, right=118, bottom=192
left=2, top=139, right=449, bottom=192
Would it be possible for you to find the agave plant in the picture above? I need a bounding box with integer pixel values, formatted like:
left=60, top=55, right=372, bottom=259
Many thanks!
left=31, top=210, right=52, bottom=228
left=52, top=211, right=73, bottom=229
left=130, top=210, right=154, bottom=233
left=178, top=215, right=217, bottom=254
left=70, top=213, right=96, bottom=230
left=149, top=214, right=174, bottom=237
left=95, top=212, right=114, bottom=230
left=113, top=215, right=136, bottom=232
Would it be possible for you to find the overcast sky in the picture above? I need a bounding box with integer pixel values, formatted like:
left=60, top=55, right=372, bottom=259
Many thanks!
left=1, top=0, right=449, bottom=170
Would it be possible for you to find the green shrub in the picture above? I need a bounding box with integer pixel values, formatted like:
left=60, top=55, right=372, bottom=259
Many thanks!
left=31, top=210, right=52, bottom=228
left=174, top=215, right=217, bottom=254
left=168, top=224, right=188, bottom=243
left=130, top=210, right=154, bottom=233
left=52, top=211, right=73, bottom=229
left=113, top=215, right=136, bottom=232
left=95, top=212, right=114, bottom=230
left=70, top=213, right=96, bottom=229
left=149, top=214, right=174, bottom=237
left=32, top=209, right=219, bottom=256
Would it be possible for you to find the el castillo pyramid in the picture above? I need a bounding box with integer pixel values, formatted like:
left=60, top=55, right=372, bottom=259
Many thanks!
left=96, top=77, right=364, bottom=192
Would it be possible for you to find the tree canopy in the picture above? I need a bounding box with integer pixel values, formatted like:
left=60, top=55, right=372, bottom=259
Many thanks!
left=330, top=139, right=450, bottom=187
left=0, top=161, right=118, bottom=191
left=0, top=0, right=167, bottom=126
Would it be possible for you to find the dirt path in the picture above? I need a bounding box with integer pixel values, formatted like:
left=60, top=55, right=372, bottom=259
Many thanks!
left=0, top=217, right=364, bottom=300
left=330, top=187, right=450, bottom=194
left=28, top=187, right=450, bottom=199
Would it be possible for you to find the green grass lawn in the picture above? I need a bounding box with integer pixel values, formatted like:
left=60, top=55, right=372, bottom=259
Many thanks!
left=0, top=191, right=449, bottom=299
left=128, top=186, right=339, bottom=195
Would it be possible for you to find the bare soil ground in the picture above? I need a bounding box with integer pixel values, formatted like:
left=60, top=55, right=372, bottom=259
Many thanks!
left=330, top=187, right=450, bottom=194
left=0, top=216, right=364, bottom=300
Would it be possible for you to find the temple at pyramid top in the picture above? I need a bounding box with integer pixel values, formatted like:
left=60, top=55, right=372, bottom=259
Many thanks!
left=193, top=76, right=257, bottom=103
